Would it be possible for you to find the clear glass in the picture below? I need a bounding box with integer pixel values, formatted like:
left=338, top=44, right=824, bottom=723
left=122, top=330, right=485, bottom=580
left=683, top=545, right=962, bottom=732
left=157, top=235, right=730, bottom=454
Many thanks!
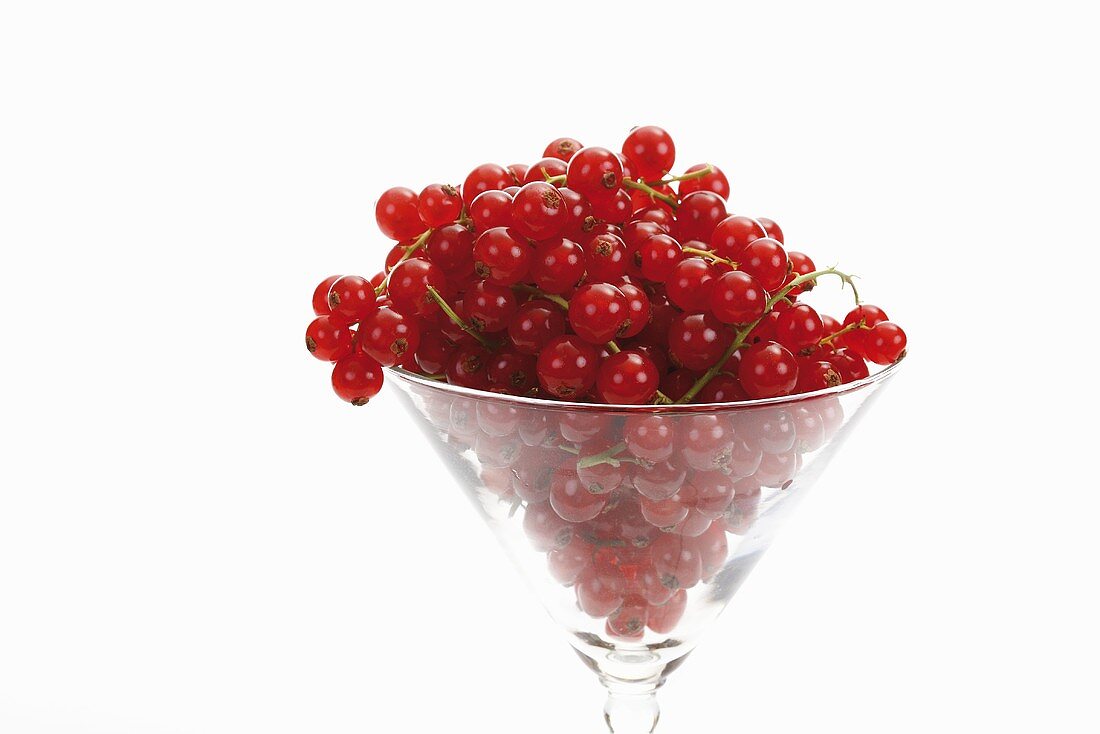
left=388, top=361, right=902, bottom=733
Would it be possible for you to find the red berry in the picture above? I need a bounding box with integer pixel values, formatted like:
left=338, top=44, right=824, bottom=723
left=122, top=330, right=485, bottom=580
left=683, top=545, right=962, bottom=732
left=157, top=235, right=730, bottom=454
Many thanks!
left=536, top=335, right=600, bottom=399
left=607, top=595, right=649, bottom=640
left=416, top=183, right=462, bottom=228
left=696, top=372, right=748, bottom=403
left=566, top=146, right=623, bottom=199
left=863, top=321, right=907, bottom=364
left=327, top=275, right=378, bottom=323
left=530, top=237, right=585, bottom=294
left=544, top=137, right=583, bottom=162
left=522, top=157, right=568, bottom=184
left=647, top=589, right=687, bottom=633
left=785, top=250, right=816, bottom=296
left=469, top=190, right=514, bottom=232
left=387, top=259, right=446, bottom=318
left=710, top=271, right=766, bottom=325
left=672, top=191, right=727, bottom=243
left=375, top=187, right=428, bottom=241
left=487, top=350, right=537, bottom=395
left=710, top=215, right=766, bottom=259
left=465, top=280, right=518, bottom=333
left=774, top=303, right=824, bottom=352
left=358, top=307, right=421, bottom=366
left=839, top=304, right=889, bottom=356
left=425, top=224, right=475, bottom=277
left=616, top=281, right=652, bottom=338
left=796, top=359, right=842, bottom=393
left=508, top=298, right=566, bottom=355
left=738, top=237, right=789, bottom=291
left=446, top=343, right=492, bottom=389
left=622, top=125, right=676, bottom=180
left=665, top=257, right=717, bottom=312
left=589, top=188, right=632, bottom=224
left=568, top=283, right=629, bottom=344
left=462, top=163, right=512, bottom=207
left=511, top=182, right=568, bottom=240
left=638, top=233, right=684, bottom=283
left=583, top=232, right=628, bottom=281
left=651, top=533, right=702, bottom=590
left=331, top=355, right=383, bottom=405
left=756, top=216, right=783, bottom=243
left=550, top=465, right=607, bottom=522
left=311, top=275, right=342, bottom=316
left=305, top=315, right=354, bottom=362
left=829, top=347, right=870, bottom=383
left=668, top=312, right=732, bottom=371
left=596, top=350, right=659, bottom=404
left=738, top=341, right=799, bottom=398
left=678, top=164, right=730, bottom=200
left=473, top=227, right=532, bottom=285
left=413, top=330, right=455, bottom=375
left=624, top=415, right=676, bottom=462
left=575, top=567, right=623, bottom=618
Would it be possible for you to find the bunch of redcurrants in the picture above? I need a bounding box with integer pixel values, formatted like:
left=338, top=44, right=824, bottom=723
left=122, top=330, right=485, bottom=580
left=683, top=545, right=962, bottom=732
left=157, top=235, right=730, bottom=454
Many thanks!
left=305, top=126, right=906, bottom=405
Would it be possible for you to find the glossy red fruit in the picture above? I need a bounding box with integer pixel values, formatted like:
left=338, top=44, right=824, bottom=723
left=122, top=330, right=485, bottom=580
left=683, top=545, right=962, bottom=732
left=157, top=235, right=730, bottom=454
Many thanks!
left=425, top=224, right=475, bottom=276
left=616, top=282, right=651, bottom=338
left=668, top=312, right=732, bottom=371
left=536, top=335, right=600, bottom=399
left=465, top=280, right=518, bottom=333
left=651, top=533, right=702, bottom=590
left=647, top=589, right=687, bottom=633
left=678, top=163, right=730, bottom=200
left=596, top=350, right=659, bottom=404
left=568, top=283, right=629, bottom=344
left=413, top=330, right=455, bottom=375
left=417, top=184, right=462, bottom=227
left=311, top=275, right=342, bottom=316
left=739, top=341, right=799, bottom=398
left=387, top=259, right=446, bottom=317
left=710, top=215, right=766, bottom=259
left=327, top=275, right=378, bottom=323
left=522, top=157, right=568, bottom=184
left=544, top=137, right=583, bottom=162
left=785, top=250, right=816, bottom=296
left=590, top=188, right=633, bottom=224
left=774, top=303, right=824, bottom=352
left=696, top=373, right=748, bottom=403
left=840, top=304, right=889, bottom=356
left=863, top=321, right=907, bottom=364
left=446, top=343, right=492, bottom=389
left=576, top=568, right=623, bottom=618
left=638, top=233, right=684, bottom=283
left=358, top=307, right=421, bottom=366
left=673, top=191, right=727, bottom=243
left=710, top=271, right=766, bottom=325
left=331, top=354, right=383, bottom=405
left=566, top=146, right=623, bottom=199
left=469, top=190, right=514, bottom=232
left=665, top=257, right=717, bottom=312
left=305, top=315, right=354, bottom=362
left=487, top=351, right=537, bottom=395
left=462, top=163, right=512, bottom=207
left=511, top=182, right=568, bottom=240
left=524, top=501, right=573, bottom=551
left=739, top=237, right=789, bottom=291
left=829, top=347, right=871, bottom=383
left=624, top=415, right=675, bottom=462
left=756, top=216, right=783, bottom=243
left=531, top=237, right=585, bottom=294
left=550, top=466, right=607, bottom=522
left=473, top=227, right=532, bottom=285
left=508, top=298, right=566, bottom=355
left=796, top=359, right=842, bottom=393
left=607, top=595, right=649, bottom=639
left=375, top=187, right=428, bottom=241
left=622, top=125, right=676, bottom=180
left=583, top=232, right=628, bottom=281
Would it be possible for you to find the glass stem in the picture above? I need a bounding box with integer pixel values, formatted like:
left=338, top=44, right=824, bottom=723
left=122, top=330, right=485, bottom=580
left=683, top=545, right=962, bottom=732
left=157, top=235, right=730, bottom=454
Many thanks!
left=602, top=676, right=662, bottom=734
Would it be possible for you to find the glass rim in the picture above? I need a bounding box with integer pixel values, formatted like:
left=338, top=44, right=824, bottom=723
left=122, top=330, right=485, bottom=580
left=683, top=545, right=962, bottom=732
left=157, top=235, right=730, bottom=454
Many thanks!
left=386, top=355, right=904, bottom=413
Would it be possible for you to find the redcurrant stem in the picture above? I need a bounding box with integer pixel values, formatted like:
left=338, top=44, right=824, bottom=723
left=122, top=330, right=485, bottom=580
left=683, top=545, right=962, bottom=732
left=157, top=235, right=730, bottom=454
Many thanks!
left=512, top=283, right=569, bottom=310
left=646, top=164, right=714, bottom=187
left=374, top=228, right=434, bottom=296
left=576, top=441, right=629, bottom=469
left=622, top=178, right=679, bottom=209
left=819, top=320, right=868, bottom=346
left=425, top=285, right=495, bottom=349
left=547, top=174, right=566, bottom=186
left=606, top=340, right=621, bottom=354
left=675, top=266, right=860, bottom=404
left=651, top=390, right=674, bottom=405
left=683, top=247, right=737, bottom=268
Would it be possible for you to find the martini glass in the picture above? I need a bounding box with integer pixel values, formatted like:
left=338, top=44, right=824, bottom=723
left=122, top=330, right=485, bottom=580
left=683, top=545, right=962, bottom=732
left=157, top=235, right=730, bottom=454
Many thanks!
left=388, top=361, right=901, bottom=733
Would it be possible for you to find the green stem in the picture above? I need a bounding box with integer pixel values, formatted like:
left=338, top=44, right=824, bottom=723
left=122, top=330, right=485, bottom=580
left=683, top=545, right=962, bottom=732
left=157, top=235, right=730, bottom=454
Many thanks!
left=623, top=178, right=679, bottom=209
left=652, top=390, right=674, bottom=405
left=647, top=164, right=714, bottom=186
left=683, top=247, right=737, bottom=268
left=374, top=228, right=434, bottom=296
left=513, top=283, right=569, bottom=310
left=425, top=285, right=494, bottom=349
left=675, top=266, right=860, bottom=404
left=547, top=174, right=566, bottom=186
left=606, top=340, right=621, bottom=354
left=819, top=320, right=867, bottom=346
left=577, top=441, right=629, bottom=469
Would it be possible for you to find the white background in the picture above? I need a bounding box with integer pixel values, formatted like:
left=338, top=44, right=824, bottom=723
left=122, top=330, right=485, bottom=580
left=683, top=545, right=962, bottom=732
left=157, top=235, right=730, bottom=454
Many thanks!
left=2, top=1, right=1098, bottom=732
